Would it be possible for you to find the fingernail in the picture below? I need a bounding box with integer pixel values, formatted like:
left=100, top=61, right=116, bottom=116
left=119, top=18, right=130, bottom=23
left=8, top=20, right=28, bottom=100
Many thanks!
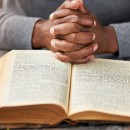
left=93, top=44, right=98, bottom=51
left=92, top=33, right=96, bottom=41
left=51, top=40, right=56, bottom=47
left=50, top=27, right=55, bottom=35
left=90, top=55, right=94, bottom=61
left=49, top=12, right=54, bottom=20
left=94, top=20, right=97, bottom=27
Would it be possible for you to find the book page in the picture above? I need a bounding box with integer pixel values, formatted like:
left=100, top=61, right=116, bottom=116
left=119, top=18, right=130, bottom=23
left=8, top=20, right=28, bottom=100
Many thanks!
left=69, top=59, right=130, bottom=117
left=0, top=57, right=4, bottom=105
left=2, top=50, right=71, bottom=112
left=0, top=51, right=15, bottom=107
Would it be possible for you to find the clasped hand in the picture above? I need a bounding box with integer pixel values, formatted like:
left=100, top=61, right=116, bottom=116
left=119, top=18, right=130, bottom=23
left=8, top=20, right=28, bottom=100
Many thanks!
left=32, top=0, right=118, bottom=64
left=50, top=0, right=98, bottom=64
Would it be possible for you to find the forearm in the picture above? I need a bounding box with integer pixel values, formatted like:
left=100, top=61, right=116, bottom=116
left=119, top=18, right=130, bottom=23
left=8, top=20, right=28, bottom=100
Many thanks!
left=111, top=22, right=130, bottom=59
left=0, top=9, right=41, bottom=50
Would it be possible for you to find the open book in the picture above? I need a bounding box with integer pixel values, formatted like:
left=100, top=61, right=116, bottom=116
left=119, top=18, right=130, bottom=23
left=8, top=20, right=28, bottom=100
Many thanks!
left=0, top=50, right=130, bottom=126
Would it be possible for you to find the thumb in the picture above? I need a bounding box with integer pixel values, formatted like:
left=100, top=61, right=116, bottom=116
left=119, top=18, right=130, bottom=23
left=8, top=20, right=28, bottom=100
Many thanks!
left=76, top=0, right=87, bottom=13
left=66, top=0, right=90, bottom=14
left=58, top=0, right=89, bottom=14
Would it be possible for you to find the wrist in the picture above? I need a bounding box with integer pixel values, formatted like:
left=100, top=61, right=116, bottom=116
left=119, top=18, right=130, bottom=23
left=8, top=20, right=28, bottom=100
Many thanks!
left=32, top=19, right=46, bottom=49
left=103, top=26, right=119, bottom=54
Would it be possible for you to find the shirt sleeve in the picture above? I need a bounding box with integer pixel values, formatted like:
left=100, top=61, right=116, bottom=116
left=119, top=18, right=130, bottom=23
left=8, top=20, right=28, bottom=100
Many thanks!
left=110, top=22, right=130, bottom=59
left=0, top=9, right=41, bottom=50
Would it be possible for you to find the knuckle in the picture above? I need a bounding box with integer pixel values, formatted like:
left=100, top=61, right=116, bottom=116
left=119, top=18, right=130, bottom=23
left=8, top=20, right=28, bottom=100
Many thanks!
left=72, top=23, right=79, bottom=31
left=71, top=44, right=82, bottom=51
left=79, top=50, right=86, bottom=58
left=78, top=57, right=91, bottom=64
left=57, top=40, right=65, bottom=49
left=60, top=58, right=67, bottom=63
left=69, top=44, right=75, bottom=50
left=71, top=15, right=79, bottom=23
left=67, top=52, right=77, bottom=59
left=65, top=57, right=72, bottom=63
left=62, top=41, right=69, bottom=51
left=84, top=46, right=94, bottom=55
left=71, top=60, right=78, bottom=64
left=66, top=9, right=72, bottom=14
left=75, top=24, right=80, bottom=31
left=82, top=49, right=88, bottom=56
left=61, top=59, right=70, bottom=63
left=59, top=56, right=71, bottom=63
left=53, top=19, right=59, bottom=25
left=70, top=33, right=77, bottom=41
left=72, top=44, right=79, bottom=50
left=83, top=58, right=90, bottom=63
left=62, top=40, right=66, bottom=44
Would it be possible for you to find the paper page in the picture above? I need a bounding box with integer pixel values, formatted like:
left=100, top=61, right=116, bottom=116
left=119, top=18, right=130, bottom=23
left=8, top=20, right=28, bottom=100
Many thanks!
left=0, top=51, right=15, bottom=107
left=69, top=59, right=130, bottom=117
left=3, top=50, right=71, bottom=112
left=0, top=57, right=5, bottom=104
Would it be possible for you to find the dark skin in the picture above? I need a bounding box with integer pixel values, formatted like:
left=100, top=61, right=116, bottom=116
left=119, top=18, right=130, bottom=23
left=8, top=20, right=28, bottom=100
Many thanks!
left=32, top=0, right=118, bottom=64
